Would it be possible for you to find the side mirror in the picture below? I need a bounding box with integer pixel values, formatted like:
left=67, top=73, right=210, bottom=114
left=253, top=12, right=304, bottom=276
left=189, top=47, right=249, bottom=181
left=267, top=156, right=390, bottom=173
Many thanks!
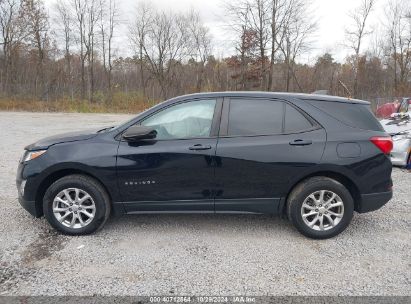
left=122, top=125, right=157, bottom=141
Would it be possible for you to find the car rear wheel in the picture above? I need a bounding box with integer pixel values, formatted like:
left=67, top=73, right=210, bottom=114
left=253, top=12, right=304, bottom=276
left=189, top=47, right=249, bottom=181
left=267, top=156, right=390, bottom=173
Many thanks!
left=287, top=177, right=354, bottom=239
left=43, top=174, right=110, bottom=235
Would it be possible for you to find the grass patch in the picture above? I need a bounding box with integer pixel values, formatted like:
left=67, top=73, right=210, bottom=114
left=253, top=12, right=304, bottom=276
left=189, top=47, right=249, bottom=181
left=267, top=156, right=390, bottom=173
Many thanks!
left=0, top=92, right=160, bottom=113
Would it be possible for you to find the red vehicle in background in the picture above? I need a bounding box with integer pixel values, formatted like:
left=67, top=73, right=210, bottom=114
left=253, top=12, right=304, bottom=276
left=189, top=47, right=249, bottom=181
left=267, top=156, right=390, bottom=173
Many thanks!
left=376, top=102, right=400, bottom=118
left=376, top=98, right=411, bottom=118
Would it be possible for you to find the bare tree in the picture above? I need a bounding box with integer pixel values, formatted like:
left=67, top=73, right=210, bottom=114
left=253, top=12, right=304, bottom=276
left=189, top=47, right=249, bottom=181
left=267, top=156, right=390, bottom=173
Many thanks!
left=83, top=0, right=101, bottom=102
left=345, top=0, right=376, bottom=98
left=225, top=0, right=258, bottom=89
left=129, top=1, right=153, bottom=98
left=21, top=0, right=49, bottom=98
left=132, top=9, right=190, bottom=99
left=70, top=0, right=102, bottom=102
left=279, top=0, right=316, bottom=92
left=384, top=0, right=411, bottom=95
left=0, top=0, right=409, bottom=109
left=55, top=0, right=74, bottom=99
left=72, top=0, right=87, bottom=100
left=186, top=9, right=212, bottom=92
left=0, top=0, right=25, bottom=93
left=246, top=0, right=270, bottom=89
left=99, top=0, right=118, bottom=100
left=267, top=0, right=289, bottom=91
left=226, top=0, right=315, bottom=91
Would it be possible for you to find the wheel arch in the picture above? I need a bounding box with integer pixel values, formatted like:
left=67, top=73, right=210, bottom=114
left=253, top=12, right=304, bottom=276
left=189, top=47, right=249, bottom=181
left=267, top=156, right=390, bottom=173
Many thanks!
left=282, top=170, right=362, bottom=215
left=34, top=168, right=113, bottom=217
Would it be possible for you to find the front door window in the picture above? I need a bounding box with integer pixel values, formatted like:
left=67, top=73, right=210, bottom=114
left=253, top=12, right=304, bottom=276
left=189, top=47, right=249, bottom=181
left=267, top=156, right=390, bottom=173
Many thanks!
left=141, top=99, right=216, bottom=140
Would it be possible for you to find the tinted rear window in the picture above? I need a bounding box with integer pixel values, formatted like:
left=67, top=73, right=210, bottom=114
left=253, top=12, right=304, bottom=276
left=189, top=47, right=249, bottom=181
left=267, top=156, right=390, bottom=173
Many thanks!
left=228, top=99, right=283, bottom=135
left=307, top=100, right=384, bottom=131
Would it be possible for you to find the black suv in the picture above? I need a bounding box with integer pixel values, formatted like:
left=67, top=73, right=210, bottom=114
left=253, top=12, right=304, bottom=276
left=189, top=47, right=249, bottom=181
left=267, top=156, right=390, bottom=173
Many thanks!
left=16, top=92, right=393, bottom=239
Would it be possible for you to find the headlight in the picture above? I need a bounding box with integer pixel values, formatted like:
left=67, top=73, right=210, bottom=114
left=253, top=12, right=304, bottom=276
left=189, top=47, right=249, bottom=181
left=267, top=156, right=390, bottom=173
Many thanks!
left=22, top=150, right=47, bottom=162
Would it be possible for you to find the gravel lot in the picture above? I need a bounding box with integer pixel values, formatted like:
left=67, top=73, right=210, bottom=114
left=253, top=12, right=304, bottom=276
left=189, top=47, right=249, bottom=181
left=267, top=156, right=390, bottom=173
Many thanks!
left=0, top=111, right=410, bottom=296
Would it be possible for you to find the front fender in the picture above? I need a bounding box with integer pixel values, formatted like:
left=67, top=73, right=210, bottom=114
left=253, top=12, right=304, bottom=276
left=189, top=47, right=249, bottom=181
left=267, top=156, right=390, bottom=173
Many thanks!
left=21, top=138, right=120, bottom=205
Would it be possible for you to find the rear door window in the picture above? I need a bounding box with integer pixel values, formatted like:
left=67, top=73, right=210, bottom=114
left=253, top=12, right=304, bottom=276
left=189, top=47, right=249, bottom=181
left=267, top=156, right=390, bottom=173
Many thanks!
left=227, top=99, right=315, bottom=136
left=228, top=99, right=283, bottom=136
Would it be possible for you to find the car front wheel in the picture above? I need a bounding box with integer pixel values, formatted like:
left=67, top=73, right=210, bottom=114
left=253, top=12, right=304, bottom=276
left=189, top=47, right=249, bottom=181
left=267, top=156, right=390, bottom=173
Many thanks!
left=43, top=174, right=111, bottom=235
left=287, top=177, right=354, bottom=239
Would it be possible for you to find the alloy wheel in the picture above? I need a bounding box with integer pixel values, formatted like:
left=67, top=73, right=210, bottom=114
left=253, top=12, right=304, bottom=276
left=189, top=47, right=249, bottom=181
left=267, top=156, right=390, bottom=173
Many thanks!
left=52, top=188, right=96, bottom=229
left=300, top=190, right=344, bottom=231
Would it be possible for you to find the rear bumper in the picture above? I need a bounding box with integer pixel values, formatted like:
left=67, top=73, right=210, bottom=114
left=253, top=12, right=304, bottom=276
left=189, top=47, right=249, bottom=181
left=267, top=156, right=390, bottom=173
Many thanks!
left=357, top=191, right=392, bottom=213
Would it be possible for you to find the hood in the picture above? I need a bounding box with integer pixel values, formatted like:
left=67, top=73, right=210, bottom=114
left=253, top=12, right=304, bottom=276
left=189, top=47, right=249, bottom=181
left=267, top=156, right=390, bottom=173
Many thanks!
left=25, top=129, right=100, bottom=150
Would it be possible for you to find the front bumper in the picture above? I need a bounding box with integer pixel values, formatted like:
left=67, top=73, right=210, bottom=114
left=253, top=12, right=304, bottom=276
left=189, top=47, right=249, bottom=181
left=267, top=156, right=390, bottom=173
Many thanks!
left=358, top=191, right=393, bottom=213
left=16, top=160, right=43, bottom=218
left=18, top=196, right=41, bottom=217
left=16, top=176, right=42, bottom=217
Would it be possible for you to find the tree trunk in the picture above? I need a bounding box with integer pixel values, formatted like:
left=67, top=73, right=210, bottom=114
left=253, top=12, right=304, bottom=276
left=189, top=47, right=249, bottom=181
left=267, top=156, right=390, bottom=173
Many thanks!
left=139, top=43, right=146, bottom=97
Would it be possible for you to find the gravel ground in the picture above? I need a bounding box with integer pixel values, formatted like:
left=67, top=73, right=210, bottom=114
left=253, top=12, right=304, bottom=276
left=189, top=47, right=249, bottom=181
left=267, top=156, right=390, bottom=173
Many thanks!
left=0, top=111, right=410, bottom=296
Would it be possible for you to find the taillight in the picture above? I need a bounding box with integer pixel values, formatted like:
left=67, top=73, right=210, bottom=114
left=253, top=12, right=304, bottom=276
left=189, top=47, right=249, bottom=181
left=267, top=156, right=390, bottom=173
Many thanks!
left=370, top=136, right=393, bottom=154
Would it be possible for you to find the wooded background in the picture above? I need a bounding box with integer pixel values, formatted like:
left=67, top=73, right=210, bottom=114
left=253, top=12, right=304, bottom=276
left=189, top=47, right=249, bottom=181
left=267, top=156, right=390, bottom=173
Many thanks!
left=0, top=0, right=410, bottom=112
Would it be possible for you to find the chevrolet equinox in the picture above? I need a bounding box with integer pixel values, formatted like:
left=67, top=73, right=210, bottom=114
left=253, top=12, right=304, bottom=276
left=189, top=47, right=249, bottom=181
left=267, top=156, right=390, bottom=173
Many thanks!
left=16, top=92, right=393, bottom=239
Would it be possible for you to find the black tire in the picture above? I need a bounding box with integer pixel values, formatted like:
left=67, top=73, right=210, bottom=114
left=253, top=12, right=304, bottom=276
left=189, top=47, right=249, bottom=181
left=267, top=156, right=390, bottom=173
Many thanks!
left=287, top=176, right=354, bottom=239
left=43, top=174, right=111, bottom=235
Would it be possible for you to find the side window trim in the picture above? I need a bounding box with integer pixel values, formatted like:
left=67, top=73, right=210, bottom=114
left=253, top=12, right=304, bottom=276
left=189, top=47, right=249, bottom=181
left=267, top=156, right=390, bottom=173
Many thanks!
left=210, top=97, right=224, bottom=137
left=219, top=97, right=320, bottom=138
left=130, top=98, right=221, bottom=141
left=219, top=97, right=230, bottom=136
left=281, top=102, right=286, bottom=132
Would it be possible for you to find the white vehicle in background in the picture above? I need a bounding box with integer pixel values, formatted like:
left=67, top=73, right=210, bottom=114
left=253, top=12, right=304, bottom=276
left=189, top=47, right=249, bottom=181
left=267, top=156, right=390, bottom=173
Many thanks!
left=380, top=112, right=411, bottom=168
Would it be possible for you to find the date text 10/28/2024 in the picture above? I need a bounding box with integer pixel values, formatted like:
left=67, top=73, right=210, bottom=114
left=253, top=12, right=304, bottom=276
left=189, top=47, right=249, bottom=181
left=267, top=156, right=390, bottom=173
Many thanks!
left=149, top=296, right=256, bottom=303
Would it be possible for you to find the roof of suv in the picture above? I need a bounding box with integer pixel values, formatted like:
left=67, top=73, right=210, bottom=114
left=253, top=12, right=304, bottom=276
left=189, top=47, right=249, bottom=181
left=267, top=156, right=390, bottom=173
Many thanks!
left=171, top=91, right=370, bottom=105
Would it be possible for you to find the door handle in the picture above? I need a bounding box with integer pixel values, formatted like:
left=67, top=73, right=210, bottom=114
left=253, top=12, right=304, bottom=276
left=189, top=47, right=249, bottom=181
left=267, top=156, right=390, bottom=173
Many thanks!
left=189, top=144, right=212, bottom=151
left=289, top=139, right=313, bottom=146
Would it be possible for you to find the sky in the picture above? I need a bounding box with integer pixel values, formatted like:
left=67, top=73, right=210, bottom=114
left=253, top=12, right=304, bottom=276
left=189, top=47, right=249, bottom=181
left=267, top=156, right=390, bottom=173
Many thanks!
left=45, top=0, right=390, bottom=64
